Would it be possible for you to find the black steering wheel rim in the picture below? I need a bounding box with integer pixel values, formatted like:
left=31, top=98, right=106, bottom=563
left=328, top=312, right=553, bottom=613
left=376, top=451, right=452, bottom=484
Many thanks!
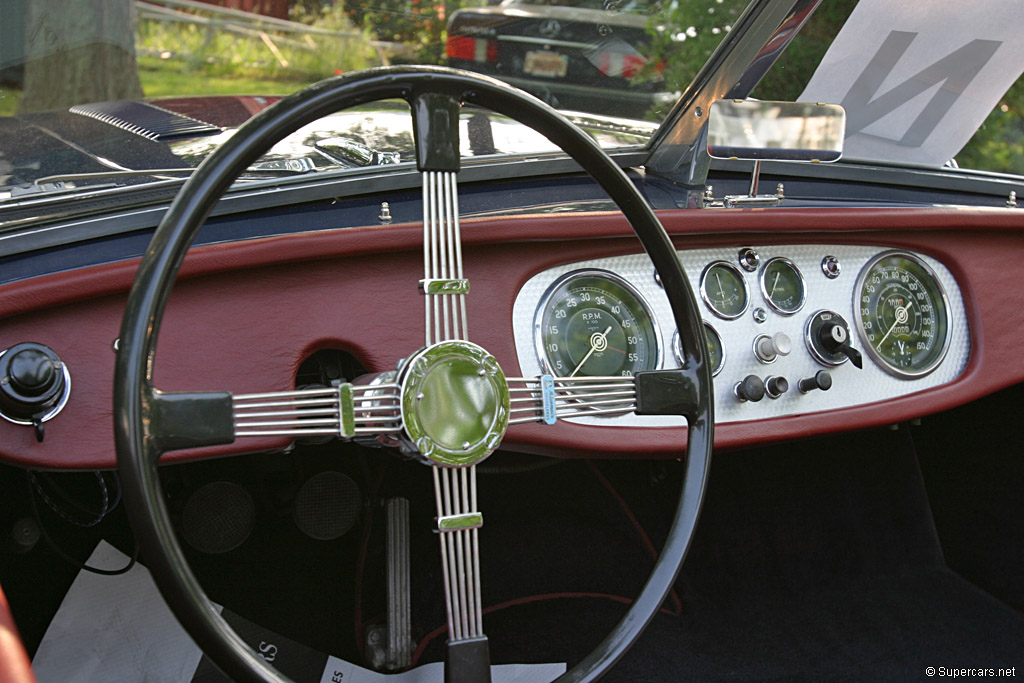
left=114, top=65, right=714, bottom=683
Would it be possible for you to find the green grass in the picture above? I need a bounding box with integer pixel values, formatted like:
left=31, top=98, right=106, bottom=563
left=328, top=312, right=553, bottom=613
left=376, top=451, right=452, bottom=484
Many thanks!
left=137, top=56, right=319, bottom=99
left=0, top=87, right=20, bottom=116
left=0, top=58, right=327, bottom=117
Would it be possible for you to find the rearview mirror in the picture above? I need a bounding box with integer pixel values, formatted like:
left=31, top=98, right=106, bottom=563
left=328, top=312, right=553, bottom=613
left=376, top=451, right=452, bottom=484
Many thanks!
left=707, top=100, right=845, bottom=163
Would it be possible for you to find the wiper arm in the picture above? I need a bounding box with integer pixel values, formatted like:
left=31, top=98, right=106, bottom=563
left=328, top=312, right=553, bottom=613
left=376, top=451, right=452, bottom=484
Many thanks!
left=32, top=169, right=195, bottom=184
left=31, top=162, right=324, bottom=186
left=0, top=165, right=322, bottom=207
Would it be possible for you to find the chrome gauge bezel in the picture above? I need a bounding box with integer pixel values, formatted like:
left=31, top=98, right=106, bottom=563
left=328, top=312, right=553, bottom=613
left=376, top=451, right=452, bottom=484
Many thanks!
left=699, top=260, right=749, bottom=320
left=533, top=268, right=663, bottom=378
left=759, top=256, right=806, bottom=315
left=0, top=348, right=72, bottom=426
left=853, top=251, right=953, bottom=379
left=673, top=323, right=724, bottom=377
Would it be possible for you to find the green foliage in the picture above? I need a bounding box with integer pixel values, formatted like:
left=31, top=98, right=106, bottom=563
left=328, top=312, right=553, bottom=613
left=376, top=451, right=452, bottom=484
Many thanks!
left=135, top=4, right=378, bottom=86
left=342, top=0, right=470, bottom=64
left=643, top=0, right=748, bottom=113
left=644, top=0, right=1024, bottom=175
left=0, top=87, right=20, bottom=117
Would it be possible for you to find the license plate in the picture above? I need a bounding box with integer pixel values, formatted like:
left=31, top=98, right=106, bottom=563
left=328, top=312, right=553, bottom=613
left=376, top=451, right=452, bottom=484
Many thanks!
left=524, top=50, right=568, bottom=78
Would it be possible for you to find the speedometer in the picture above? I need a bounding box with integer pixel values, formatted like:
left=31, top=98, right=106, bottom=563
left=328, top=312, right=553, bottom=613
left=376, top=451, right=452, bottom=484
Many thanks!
left=535, top=270, right=660, bottom=378
left=854, top=252, right=952, bottom=378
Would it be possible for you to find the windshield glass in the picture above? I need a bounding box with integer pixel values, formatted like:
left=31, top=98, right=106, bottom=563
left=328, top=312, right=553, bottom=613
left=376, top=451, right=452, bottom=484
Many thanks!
left=1, top=0, right=1022, bottom=190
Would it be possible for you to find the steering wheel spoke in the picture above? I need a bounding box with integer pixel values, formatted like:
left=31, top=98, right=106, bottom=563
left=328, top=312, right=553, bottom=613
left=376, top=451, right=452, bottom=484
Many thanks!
left=507, top=375, right=638, bottom=424
left=232, top=383, right=402, bottom=440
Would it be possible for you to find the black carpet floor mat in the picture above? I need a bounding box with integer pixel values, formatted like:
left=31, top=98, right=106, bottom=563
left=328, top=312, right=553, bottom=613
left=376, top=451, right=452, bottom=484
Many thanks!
left=421, top=426, right=1024, bottom=680
left=4, top=399, right=1022, bottom=680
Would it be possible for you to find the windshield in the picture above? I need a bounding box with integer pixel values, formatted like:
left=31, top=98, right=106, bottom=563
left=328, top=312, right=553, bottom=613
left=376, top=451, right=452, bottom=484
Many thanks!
left=1, top=0, right=1023, bottom=191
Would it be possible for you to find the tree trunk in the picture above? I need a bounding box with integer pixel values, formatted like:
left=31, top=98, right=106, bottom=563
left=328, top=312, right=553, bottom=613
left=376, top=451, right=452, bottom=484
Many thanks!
left=18, top=0, right=144, bottom=114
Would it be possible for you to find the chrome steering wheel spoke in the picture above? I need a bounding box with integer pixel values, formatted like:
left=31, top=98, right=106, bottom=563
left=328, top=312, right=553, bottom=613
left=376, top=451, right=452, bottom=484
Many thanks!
left=232, top=383, right=401, bottom=439
left=507, top=375, right=638, bottom=424
left=413, top=91, right=496, bottom=681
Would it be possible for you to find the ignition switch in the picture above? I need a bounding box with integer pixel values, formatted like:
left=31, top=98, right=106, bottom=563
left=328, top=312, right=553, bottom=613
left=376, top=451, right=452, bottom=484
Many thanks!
left=805, top=310, right=862, bottom=368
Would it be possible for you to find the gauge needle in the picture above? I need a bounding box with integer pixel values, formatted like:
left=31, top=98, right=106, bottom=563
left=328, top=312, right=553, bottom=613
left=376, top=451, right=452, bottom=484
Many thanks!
left=569, top=326, right=612, bottom=377
left=715, top=273, right=726, bottom=301
left=875, top=300, right=914, bottom=350
left=769, top=272, right=780, bottom=298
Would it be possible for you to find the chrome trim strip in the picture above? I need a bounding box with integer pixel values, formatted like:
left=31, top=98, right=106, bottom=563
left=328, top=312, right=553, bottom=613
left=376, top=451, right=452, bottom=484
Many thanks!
left=496, top=35, right=594, bottom=50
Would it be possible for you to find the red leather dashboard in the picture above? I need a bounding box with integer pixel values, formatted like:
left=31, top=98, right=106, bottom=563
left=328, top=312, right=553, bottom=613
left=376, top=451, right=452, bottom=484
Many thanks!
left=1, top=206, right=1022, bottom=469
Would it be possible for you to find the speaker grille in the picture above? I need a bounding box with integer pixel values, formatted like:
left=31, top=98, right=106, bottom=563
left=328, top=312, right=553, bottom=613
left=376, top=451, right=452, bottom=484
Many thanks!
left=293, top=471, right=361, bottom=540
left=181, top=481, right=255, bottom=554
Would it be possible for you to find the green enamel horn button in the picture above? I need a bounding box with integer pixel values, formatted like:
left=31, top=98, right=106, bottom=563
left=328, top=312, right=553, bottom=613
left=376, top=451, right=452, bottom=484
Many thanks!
left=400, top=341, right=510, bottom=467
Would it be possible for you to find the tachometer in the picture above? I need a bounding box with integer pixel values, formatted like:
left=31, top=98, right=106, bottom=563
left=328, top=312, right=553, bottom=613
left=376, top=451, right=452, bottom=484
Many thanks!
left=854, top=252, right=952, bottom=378
left=535, top=270, right=660, bottom=378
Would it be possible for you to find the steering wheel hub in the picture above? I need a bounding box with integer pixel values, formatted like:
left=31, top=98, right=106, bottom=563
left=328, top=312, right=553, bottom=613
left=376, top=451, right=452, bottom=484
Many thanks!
left=399, top=340, right=510, bottom=467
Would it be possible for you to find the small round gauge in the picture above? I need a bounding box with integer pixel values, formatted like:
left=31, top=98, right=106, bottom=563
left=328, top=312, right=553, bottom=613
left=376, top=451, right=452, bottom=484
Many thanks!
left=759, top=257, right=805, bottom=315
left=673, top=323, right=725, bottom=376
left=700, top=261, right=749, bottom=320
left=535, top=270, right=660, bottom=378
left=854, top=252, right=952, bottom=378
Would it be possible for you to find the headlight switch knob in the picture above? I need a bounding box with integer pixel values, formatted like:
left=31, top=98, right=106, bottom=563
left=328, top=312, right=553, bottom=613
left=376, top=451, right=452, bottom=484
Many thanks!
left=0, top=342, right=70, bottom=441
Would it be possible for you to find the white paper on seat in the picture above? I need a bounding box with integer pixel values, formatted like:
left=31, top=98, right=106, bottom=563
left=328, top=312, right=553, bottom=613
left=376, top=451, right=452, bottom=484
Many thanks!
left=32, top=541, right=565, bottom=683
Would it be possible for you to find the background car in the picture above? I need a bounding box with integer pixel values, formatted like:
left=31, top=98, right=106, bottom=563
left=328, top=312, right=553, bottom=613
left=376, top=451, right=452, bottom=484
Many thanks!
left=445, top=0, right=670, bottom=117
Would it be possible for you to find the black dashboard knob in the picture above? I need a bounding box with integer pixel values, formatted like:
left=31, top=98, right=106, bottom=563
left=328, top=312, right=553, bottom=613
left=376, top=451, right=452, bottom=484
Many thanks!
left=734, top=374, right=766, bottom=402
left=0, top=342, right=67, bottom=422
left=798, top=370, right=832, bottom=394
left=8, top=348, right=57, bottom=395
left=765, top=375, right=789, bottom=399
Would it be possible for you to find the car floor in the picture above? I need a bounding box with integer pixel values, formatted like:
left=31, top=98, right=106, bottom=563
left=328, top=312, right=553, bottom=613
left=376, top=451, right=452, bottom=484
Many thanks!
left=1, top=385, right=1022, bottom=681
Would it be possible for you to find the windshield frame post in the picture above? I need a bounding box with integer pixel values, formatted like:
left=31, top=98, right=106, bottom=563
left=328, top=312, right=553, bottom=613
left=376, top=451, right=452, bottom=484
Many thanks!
left=644, top=0, right=824, bottom=194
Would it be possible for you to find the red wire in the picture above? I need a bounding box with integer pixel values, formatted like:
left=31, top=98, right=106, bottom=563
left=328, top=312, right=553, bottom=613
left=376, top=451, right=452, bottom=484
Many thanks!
left=409, top=591, right=679, bottom=667
left=584, top=459, right=683, bottom=616
left=373, top=460, right=684, bottom=666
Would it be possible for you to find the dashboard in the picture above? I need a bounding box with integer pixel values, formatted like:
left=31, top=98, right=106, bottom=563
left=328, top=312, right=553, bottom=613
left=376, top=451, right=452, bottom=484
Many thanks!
left=512, top=244, right=970, bottom=427
left=0, top=205, right=1022, bottom=468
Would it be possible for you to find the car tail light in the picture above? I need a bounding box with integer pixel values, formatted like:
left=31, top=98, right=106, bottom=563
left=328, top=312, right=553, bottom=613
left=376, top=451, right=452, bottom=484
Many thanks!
left=446, top=36, right=498, bottom=63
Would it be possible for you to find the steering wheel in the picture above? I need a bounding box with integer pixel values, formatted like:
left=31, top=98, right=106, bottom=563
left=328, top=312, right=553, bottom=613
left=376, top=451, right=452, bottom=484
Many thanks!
left=114, top=66, right=713, bottom=683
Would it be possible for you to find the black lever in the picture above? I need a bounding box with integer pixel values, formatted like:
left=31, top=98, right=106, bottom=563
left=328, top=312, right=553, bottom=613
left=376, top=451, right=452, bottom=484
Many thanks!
left=819, top=321, right=863, bottom=369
